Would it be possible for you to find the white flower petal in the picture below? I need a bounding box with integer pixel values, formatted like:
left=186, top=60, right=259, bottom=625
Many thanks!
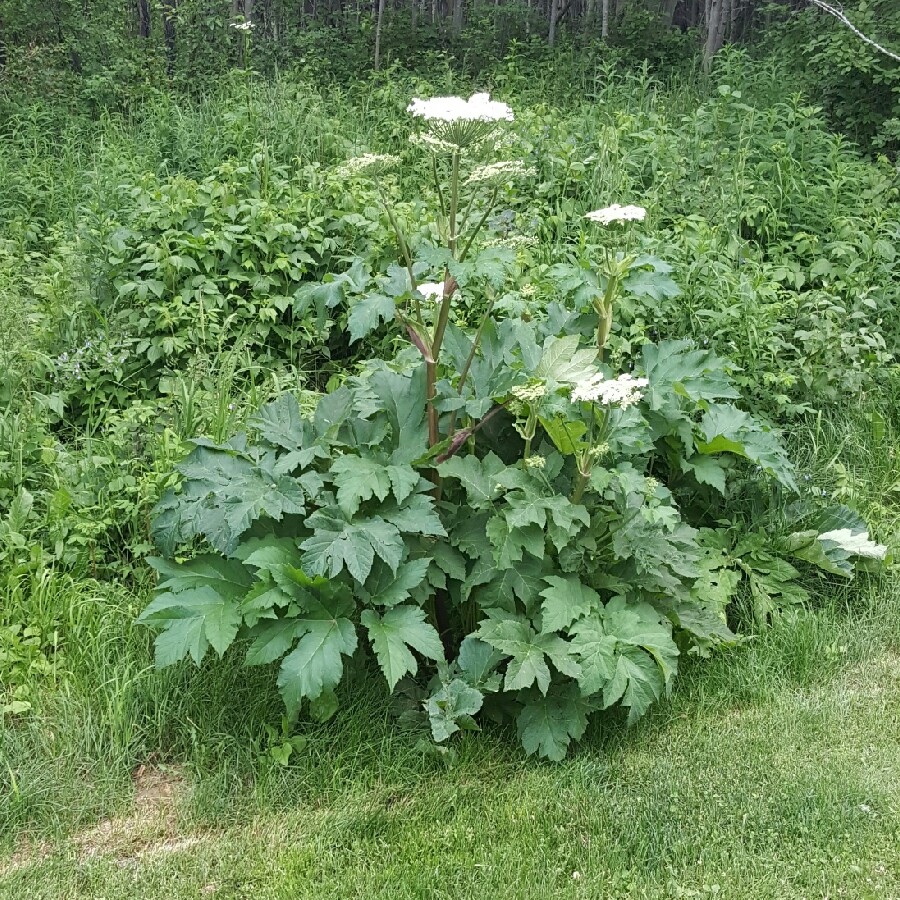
left=585, top=204, right=647, bottom=225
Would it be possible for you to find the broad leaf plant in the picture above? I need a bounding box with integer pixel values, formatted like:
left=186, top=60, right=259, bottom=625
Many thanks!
left=140, top=93, right=885, bottom=760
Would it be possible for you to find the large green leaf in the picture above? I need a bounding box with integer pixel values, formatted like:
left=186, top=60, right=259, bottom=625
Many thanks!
left=457, top=636, right=503, bottom=687
left=427, top=679, right=484, bottom=742
left=471, top=555, right=545, bottom=609
left=300, top=510, right=404, bottom=584
left=361, top=604, right=444, bottom=690
left=245, top=618, right=300, bottom=666
left=348, top=293, right=395, bottom=343
left=359, top=557, right=432, bottom=607
left=152, top=444, right=306, bottom=555
left=516, top=684, right=592, bottom=761
left=276, top=596, right=358, bottom=712
left=539, top=575, right=601, bottom=634
left=369, top=366, right=429, bottom=464
left=485, top=516, right=545, bottom=568
left=786, top=526, right=887, bottom=578
left=569, top=620, right=618, bottom=695
left=438, top=453, right=506, bottom=508
left=696, top=403, right=796, bottom=491
left=331, top=455, right=392, bottom=516
left=535, top=334, right=598, bottom=385
left=147, top=555, right=252, bottom=598
left=604, top=596, right=679, bottom=685
left=602, top=646, right=665, bottom=724
left=379, top=494, right=447, bottom=537
left=476, top=615, right=580, bottom=694
left=640, top=340, right=740, bottom=407
left=138, top=585, right=242, bottom=667
left=249, top=393, right=309, bottom=452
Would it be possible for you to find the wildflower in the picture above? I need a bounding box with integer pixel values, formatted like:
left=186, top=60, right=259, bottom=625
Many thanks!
left=524, top=455, right=546, bottom=470
left=644, top=476, right=660, bottom=494
left=466, top=161, right=534, bottom=184
left=483, top=234, right=537, bottom=250
left=409, top=132, right=460, bottom=153
left=231, top=20, right=254, bottom=31
left=409, top=94, right=514, bottom=153
left=337, top=153, right=400, bottom=178
left=585, top=204, right=647, bottom=225
left=510, top=381, right=546, bottom=403
left=519, top=283, right=536, bottom=297
left=571, top=372, right=648, bottom=408
left=407, top=93, right=513, bottom=123
left=416, top=282, right=445, bottom=302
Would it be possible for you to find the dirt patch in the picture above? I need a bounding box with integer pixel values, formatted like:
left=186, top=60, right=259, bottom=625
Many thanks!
left=73, top=763, right=203, bottom=863
left=0, top=839, right=53, bottom=878
left=838, top=650, right=900, bottom=700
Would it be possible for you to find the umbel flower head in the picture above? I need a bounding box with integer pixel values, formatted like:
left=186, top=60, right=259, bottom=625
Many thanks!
left=337, top=153, right=400, bottom=179
left=571, top=372, right=649, bottom=407
left=408, top=93, right=514, bottom=152
left=408, top=93, right=514, bottom=123
left=416, top=282, right=445, bottom=302
left=466, top=161, right=535, bottom=185
left=230, top=19, right=254, bottom=31
left=585, top=204, right=646, bottom=225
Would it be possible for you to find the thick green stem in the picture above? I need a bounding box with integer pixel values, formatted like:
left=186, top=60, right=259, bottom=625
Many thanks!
left=376, top=183, right=421, bottom=324
left=445, top=299, right=494, bottom=439
left=459, top=185, right=500, bottom=263
left=426, top=359, right=439, bottom=449
left=449, top=150, right=460, bottom=256
left=571, top=470, right=590, bottom=504
left=432, top=154, right=447, bottom=241
left=596, top=274, right=618, bottom=360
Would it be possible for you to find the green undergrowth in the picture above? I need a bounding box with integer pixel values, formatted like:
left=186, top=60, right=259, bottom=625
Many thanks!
left=1, top=48, right=898, bottom=892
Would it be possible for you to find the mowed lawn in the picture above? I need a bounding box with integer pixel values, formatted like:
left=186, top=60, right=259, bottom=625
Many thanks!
left=3, top=577, right=898, bottom=900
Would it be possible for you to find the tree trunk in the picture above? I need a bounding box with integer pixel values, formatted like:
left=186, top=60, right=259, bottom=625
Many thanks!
left=600, top=0, right=608, bottom=37
left=162, top=0, right=177, bottom=75
left=661, top=0, right=678, bottom=27
left=137, top=0, right=151, bottom=37
left=703, top=0, right=727, bottom=69
left=374, top=0, right=387, bottom=67
left=548, top=0, right=559, bottom=46
left=451, top=0, right=464, bottom=35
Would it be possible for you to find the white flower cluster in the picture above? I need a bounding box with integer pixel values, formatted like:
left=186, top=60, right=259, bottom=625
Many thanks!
left=408, top=93, right=514, bottom=123
left=483, top=234, right=537, bottom=251
left=571, top=372, right=649, bottom=407
left=510, top=381, right=547, bottom=403
left=466, top=161, right=535, bottom=184
left=585, top=204, right=646, bottom=225
left=231, top=20, right=254, bottom=31
left=336, top=153, right=399, bottom=178
left=524, top=455, right=546, bottom=470
left=416, top=282, right=445, bottom=302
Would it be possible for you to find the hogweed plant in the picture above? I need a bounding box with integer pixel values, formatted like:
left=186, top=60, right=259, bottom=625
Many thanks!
left=140, top=95, right=887, bottom=760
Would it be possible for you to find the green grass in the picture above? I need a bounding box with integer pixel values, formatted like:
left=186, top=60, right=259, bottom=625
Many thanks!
left=1, top=573, right=898, bottom=898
